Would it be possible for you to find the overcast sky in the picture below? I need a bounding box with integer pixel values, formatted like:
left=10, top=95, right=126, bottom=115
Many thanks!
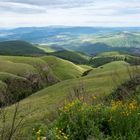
left=0, top=0, right=140, bottom=28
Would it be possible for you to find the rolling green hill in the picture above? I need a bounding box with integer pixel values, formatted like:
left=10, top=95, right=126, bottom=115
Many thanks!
left=41, top=56, right=86, bottom=80
left=49, top=50, right=91, bottom=64
left=88, top=61, right=129, bottom=76
left=0, top=29, right=140, bottom=139
left=0, top=40, right=45, bottom=56
left=3, top=60, right=140, bottom=139
left=0, top=59, right=38, bottom=76
left=90, top=51, right=140, bottom=67
left=37, top=44, right=65, bottom=53
left=0, top=45, right=139, bottom=139
left=0, top=55, right=86, bottom=105
left=0, top=52, right=138, bottom=106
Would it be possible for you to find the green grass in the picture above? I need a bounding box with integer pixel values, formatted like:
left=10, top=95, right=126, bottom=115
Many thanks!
left=0, top=55, right=85, bottom=81
left=90, top=51, right=140, bottom=67
left=0, top=40, right=45, bottom=56
left=98, top=51, right=125, bottom=57
left=37, top=45, right=56, bottom=53
left=0, top=54, right=139, bottom=139
left=3, top=61, right=138, bottom=139
left=88, top=61, right=129, bottom=76
left=0, top=55, right=51, bottom=79
left=41, top=56, right=86, bottom=80
left=0, top=55, right=47, bottom=68
left=0, top=59, right=38, bottom=77
left=78, top=64, right=93, bottom=70
left=49, top=50, right=91, bottom=64
left=0, top=72, right=27, bottom=81
left=0, top=55, right=88, bottom=107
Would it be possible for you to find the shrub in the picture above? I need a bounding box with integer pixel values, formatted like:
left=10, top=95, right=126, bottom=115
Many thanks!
left=46, top=99, right=140, bottom=140
left=47, top=100, right=101, bottom=140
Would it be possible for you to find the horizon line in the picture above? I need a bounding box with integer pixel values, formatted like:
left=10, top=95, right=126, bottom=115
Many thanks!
left=1, top=25, right=140, bottom=30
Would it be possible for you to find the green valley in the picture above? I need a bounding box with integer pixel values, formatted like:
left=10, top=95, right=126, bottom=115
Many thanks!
left=0, top=28, right=140, bottom=140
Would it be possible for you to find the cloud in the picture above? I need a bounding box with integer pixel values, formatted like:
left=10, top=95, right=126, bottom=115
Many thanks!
left=1, top=0, right=94, bottom=8
left=0, top=2, right=46, bottom=14
left=0, top=0, right=140, bottom=27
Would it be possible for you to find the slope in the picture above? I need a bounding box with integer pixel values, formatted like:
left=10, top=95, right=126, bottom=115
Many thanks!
left=41, top=56, right=86, bottom=80
left=3, top=61, right=139, bottom=138
left=0, top=40, right=45, bottom=56
left=49, top=50, right=91, bottom=64
left=90, top=51, right=140, bottom=67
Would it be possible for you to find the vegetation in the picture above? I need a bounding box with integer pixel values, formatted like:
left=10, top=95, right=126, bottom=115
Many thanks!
left=1, top=59, right=138, bottom=139
left=37, top=45, right=65, bottom=53
left=0, top=40, right=45, bottom=56
left=64, top=32, right=140, bottom=55
left=35, top=74, right=140, bottom=140
left=49, top=50, right=90, bottom=64
left=41, top=56, right=86, bottom=80
left=90, top=51, right=140, bottom=67
left=46, top=98, right=140, bottom=140
left=0, top=55, right=86, bottom=106
left=0, top=35, right=140, bottom=139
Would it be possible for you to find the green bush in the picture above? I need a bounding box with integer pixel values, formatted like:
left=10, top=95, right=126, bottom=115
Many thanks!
left=46, top=99, right=140, bottom=140
left=47, top=100, right=101, bottom=140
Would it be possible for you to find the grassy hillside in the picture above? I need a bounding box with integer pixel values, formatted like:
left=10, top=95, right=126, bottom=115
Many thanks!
left=0, top=40, right=45, bottom=56
left=88, top=61, right=129, bottom=76
left=0, top=47, right=139, bottom=139
left=49, top=50, right=91, bottom=64
left=0, top=55, right=86, bottom=106
left=0, top=59, right=38, bottom=76
left=46, top=76, right=140, bottom=140
left=37, top=45, right=65, bottom=53
left=3, top=61, right=139, bottom=139
left=41, top=56, right=86, bottom=80
left=90, top=51, right=140, bottom=67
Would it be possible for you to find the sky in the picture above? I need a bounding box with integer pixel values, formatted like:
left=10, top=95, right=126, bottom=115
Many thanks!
left=0, top=0, right=140, bottom=28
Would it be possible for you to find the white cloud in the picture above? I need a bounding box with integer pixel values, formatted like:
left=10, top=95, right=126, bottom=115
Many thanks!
left=0, top=2, right=46, bottom=14
left=0, top=0, right=140, bottom=27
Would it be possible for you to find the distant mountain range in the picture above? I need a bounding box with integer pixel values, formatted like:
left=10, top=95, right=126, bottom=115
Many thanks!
left=0, top=26, right=140, bottom=55
left=0, top=26, right=140, bottom=43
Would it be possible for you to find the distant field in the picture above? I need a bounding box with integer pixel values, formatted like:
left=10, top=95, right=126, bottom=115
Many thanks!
left=41, top=56, right=86, bottom=80
left=55, top=32, right=140, bottom=55
left=49, top=50, right=91, bottom=64
left=0, top=40, right=45, bottom=56
left=90, top=51, right=140, bottom=67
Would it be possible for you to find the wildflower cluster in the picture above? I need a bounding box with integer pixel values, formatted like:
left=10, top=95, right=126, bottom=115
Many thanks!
left=32, top=127, right=46, bottom=140
left=102, top=100, right=140, bottom=138
left=54, top=127, right=69, bottom=140
left=46, top=99, right=140, bottom=139
left=47, top=99, right=99, bottom=139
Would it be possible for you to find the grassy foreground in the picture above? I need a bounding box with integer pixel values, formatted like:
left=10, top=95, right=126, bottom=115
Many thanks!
left=1, top=61, right=139, bottom=139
